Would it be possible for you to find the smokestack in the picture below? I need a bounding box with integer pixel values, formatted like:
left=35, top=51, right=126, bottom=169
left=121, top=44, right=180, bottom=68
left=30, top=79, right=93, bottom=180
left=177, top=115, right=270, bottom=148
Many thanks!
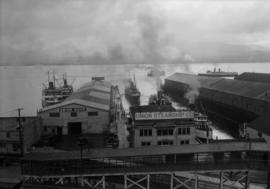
left=48, top=81, right=54, bottom=89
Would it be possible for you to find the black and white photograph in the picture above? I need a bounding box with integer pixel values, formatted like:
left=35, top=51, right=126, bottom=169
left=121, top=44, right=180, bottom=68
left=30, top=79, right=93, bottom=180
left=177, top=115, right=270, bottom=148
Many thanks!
left=0, top=0, right=270, bottom=188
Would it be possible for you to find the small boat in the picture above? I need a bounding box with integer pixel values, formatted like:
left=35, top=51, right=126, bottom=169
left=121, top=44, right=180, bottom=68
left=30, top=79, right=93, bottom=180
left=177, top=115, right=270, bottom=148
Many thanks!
left=125, top=75, right=140, bottom=106
left=198, top=68, right=238, bottom=77
left=42, top=72, right=73, bottom=107
left=194, top=112, right=213, bottom=144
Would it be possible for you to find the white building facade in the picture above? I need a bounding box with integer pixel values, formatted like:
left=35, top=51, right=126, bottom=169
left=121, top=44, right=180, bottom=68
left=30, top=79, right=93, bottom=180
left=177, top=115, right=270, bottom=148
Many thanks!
left=130, top=105, right=196, bottom=148
left=38, top=80, right=113, bottom=136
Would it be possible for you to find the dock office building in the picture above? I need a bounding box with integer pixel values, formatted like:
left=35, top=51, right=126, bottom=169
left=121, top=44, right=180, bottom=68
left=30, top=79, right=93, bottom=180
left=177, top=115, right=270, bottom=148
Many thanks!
left=38, top=79, right=118, bottom=136
left=129, top=105, right=196, bottom=147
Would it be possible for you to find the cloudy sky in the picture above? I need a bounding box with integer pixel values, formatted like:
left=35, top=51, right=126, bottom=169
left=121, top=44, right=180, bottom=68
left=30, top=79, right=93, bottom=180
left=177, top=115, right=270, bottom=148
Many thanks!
left=1, top=0, right=270, bottom=65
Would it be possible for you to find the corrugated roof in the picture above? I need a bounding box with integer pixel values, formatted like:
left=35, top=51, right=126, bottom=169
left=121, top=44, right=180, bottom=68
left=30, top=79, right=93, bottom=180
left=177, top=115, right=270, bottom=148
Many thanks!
left=207, top=79, right=270, bottom=101
left=166, top=73, right=270, bottom=102
left=92, top=85, right=111, bottom=93
left=41, top=99, right=109, bottom=112
left=235, top=72, right=270, bottom=84
left=89, top=91, right=110, bottom=100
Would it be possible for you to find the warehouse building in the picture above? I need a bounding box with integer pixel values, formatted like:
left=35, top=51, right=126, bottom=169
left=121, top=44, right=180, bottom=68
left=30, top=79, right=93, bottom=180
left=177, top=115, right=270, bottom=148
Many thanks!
left=165, top=73, right=270, bottom=117
left=235, top=72, right=270, bottom=84
left=129, top=105, right=196, bottom=148
left=239, top=112, right=270, bottom=143
left=0, top=116, right=41, bottom=155
left=38, top=79, right=119, bottom=137
left=164, top=72, right=270, bottom=137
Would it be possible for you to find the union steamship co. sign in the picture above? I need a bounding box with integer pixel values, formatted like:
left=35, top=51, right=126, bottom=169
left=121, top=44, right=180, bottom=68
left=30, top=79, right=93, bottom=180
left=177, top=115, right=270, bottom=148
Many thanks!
left=135, top=111, right=194, bottom=120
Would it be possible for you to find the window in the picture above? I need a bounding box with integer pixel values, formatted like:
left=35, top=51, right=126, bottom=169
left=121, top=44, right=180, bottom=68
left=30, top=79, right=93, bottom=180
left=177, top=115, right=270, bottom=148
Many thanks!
left=178, top=128, right=182, bottom=135
left=70, top=112, right=77, bottom=117
left=43, top=126, right=47, bottom=132
left=178, top=128, right=190, bottom=135
left=0, top=143, right=6, bottom=148
left=158, top=140, right=173, bottom=146
left=182, top=128, right=186, bottom=135
left=6, top=132, right=10, bottom=138
left=141, top=141, right=151, bottom=146
left=139, top=129, right=152, bottom=137
left=13, top=144, right=20, bottom=151
left=157, top=129, right=174, bottom=136
left=180, top=140, right=189, bottom=145
left=49, top=112, right=60, bottom=117
left=88, top=111, right=98, bottom=116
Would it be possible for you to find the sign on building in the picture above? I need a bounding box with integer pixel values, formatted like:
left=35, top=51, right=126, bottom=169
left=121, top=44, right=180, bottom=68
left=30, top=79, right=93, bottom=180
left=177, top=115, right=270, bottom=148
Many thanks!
left=135, top=111, right=194, bottom=120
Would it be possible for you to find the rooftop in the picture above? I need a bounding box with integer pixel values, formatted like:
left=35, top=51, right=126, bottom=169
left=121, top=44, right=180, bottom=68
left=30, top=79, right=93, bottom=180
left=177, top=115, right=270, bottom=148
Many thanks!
left=235, top=72, right=270, bottom=84
left=166, top=73, right=270, bottom=102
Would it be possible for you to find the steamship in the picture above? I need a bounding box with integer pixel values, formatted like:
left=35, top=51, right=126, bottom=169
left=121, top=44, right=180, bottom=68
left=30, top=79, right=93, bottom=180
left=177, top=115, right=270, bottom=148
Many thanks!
left=42, top=72, right=73, bottom=107
left=198, top=68, right=238, bottom=77
left=194, top=112, right=213, bottom=143
left=125, top=75, right=140, bottom=106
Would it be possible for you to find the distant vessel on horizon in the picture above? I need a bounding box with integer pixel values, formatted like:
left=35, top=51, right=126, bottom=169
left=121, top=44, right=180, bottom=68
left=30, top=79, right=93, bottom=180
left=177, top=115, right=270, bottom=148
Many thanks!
left=198, top=68, right=238, bottom=77
left=42, top=71, right=73, bottom=107
left=147, top=70, right=165, bottom=77
left=125, top=75, right=140, bottom=106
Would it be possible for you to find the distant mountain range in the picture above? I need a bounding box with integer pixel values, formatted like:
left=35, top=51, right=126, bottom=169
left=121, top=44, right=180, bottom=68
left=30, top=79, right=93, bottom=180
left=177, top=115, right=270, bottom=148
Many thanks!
left=1, top=42, right=270, bottom=66
left=182, top=41, right=270, bottom=63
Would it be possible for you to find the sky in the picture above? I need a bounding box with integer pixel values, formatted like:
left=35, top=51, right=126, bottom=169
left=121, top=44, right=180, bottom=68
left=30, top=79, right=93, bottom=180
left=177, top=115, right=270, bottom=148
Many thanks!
left=1, top=0, right=270, bottom=65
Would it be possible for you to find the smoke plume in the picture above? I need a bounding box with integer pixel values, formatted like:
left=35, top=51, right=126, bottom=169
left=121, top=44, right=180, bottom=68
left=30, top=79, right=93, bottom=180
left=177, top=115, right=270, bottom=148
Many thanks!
left=184, top=77, right=201, bottom=104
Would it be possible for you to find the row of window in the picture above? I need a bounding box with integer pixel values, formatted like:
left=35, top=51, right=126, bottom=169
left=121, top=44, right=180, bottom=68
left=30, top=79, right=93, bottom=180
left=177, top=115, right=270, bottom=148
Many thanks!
left=49, top=111, right=98, bottom=117
left=140, top=140, right=190, bottom=146
left=139, top=128, right=191, bottom=137
left=0, top=143, right=20, bottom=151
left=178, top=128, right=190, bottom=135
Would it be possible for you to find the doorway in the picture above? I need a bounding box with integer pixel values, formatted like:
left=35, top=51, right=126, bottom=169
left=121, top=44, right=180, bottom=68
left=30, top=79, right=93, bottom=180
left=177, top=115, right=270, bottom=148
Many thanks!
left=68, top=122, right=82, bottom=135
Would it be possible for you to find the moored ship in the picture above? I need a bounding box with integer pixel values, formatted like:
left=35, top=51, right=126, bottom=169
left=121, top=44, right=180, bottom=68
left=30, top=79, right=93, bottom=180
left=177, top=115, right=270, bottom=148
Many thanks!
left=194, top=112, right=213, bottom=143
left=125, top=75, right=140, bottom=106
left=198, top=68, right=238, bottom=77
left=42, top=72, right=73, bottom=107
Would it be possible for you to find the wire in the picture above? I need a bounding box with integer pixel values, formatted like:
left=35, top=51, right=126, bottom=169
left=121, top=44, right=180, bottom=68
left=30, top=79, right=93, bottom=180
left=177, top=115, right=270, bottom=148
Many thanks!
left=0, top=109, right=17, bottom=116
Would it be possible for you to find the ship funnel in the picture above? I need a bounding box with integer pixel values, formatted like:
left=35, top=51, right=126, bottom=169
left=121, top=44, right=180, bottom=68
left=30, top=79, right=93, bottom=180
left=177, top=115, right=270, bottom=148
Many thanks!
left=63, top=79, right=68, bottom=87
left=49, top=81, right=54, bottom=89
left=157, top=90, right=163, bottom=100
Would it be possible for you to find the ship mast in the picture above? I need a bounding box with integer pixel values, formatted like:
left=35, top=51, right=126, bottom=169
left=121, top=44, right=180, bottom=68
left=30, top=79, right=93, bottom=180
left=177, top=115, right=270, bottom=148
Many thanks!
left=133, top=74, right=136, bottom=88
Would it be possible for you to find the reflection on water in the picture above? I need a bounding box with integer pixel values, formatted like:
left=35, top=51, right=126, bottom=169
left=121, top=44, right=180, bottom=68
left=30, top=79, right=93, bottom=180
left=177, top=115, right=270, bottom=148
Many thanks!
left=1, top=63, right=270, bottom=139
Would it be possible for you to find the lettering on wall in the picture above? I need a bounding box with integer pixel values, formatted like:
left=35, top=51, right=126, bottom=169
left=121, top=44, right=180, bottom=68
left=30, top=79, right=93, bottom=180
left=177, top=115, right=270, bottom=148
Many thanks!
left=135, top=111, right=194, bottom=120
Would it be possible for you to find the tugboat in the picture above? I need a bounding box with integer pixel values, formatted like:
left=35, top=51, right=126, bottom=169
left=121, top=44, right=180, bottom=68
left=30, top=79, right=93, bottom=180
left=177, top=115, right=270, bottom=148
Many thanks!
left=125, top=75, right=140, bottom=106
left=198, top=68, right=238, bottom=77
left=42, top=71, right=73, bottom=107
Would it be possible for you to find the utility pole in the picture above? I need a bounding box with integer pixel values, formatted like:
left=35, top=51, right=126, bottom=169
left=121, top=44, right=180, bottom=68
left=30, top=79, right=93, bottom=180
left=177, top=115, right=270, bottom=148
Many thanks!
left=16, top=108, right=24, bottom=156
